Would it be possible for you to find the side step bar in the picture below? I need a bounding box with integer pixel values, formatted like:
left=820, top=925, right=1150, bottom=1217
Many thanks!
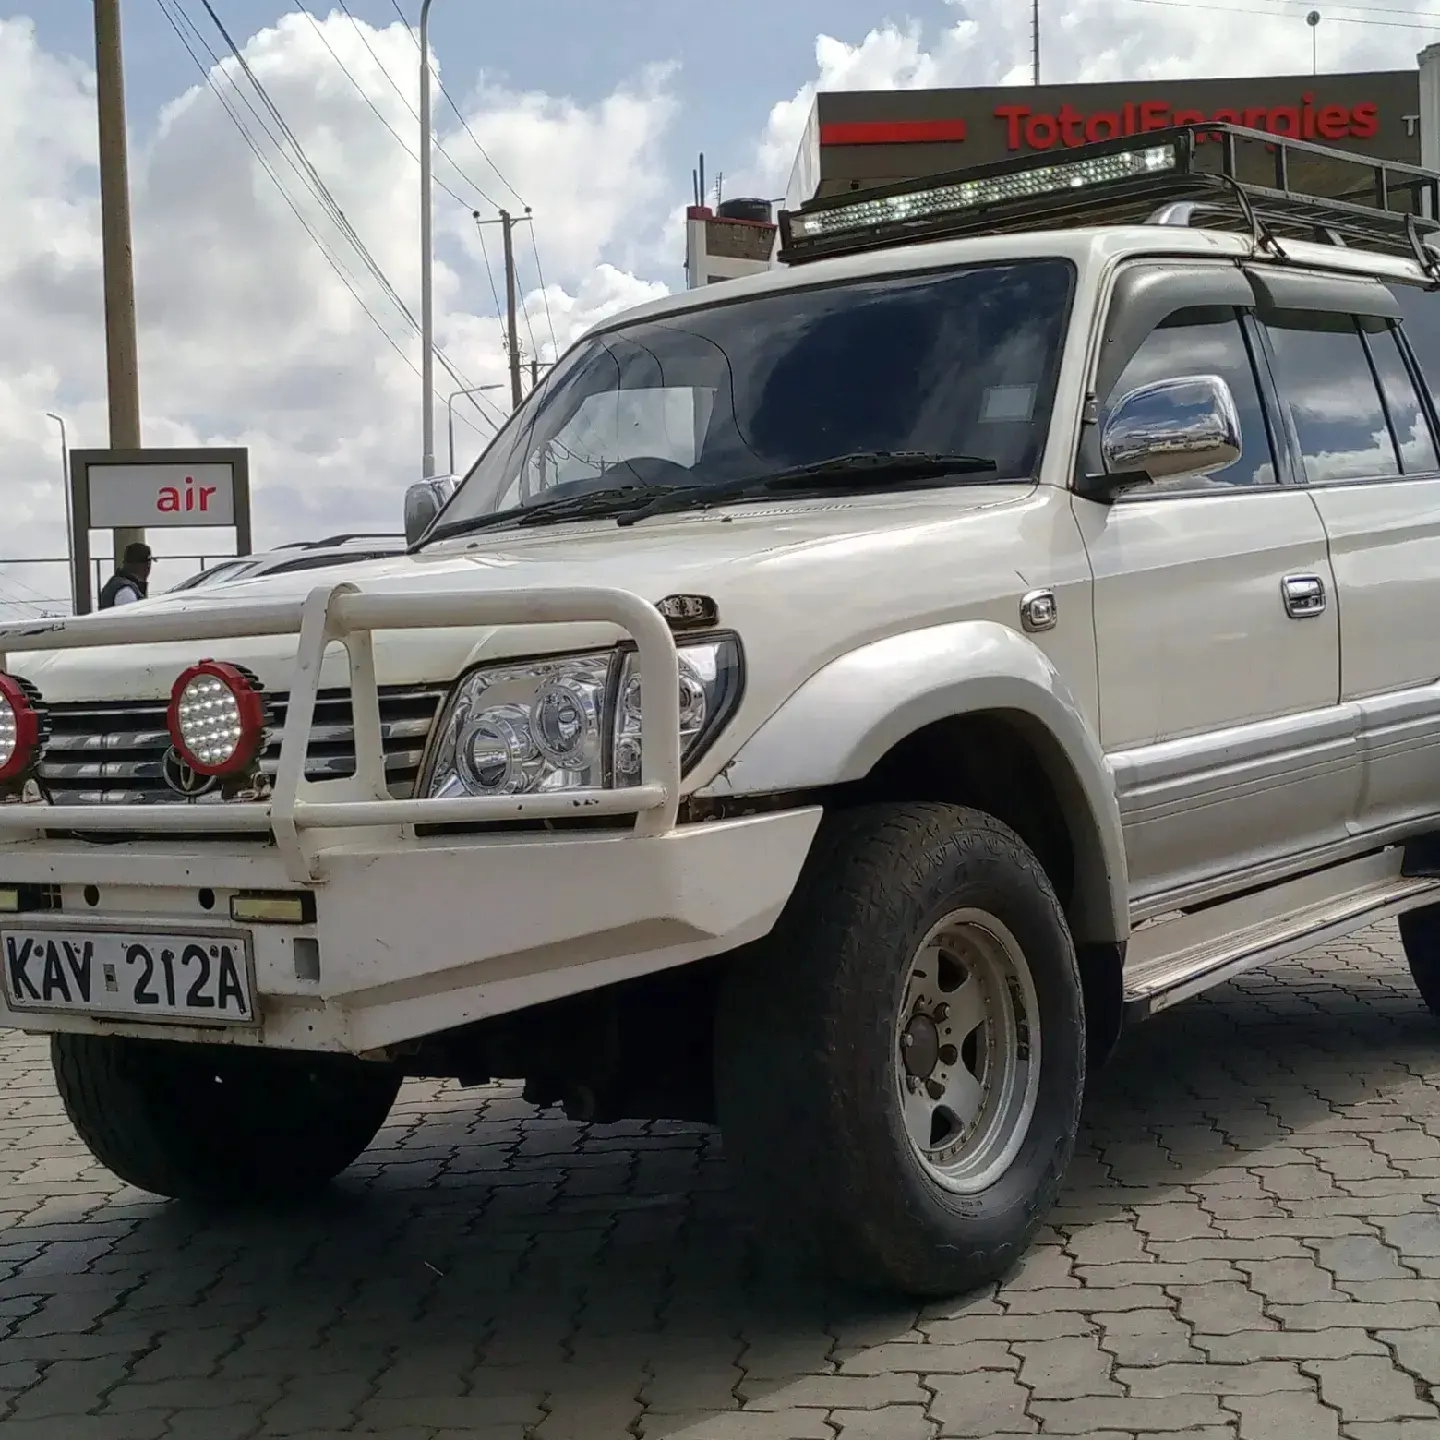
left=1123, top=848, right=1440, bottom=1022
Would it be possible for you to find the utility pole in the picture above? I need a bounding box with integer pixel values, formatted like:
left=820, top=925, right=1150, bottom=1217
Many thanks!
left=1032, top=0, right=1040, bottom=86
left=93, top=0, right=144, bottom=564
left=418, top=0, right=438, bottom=478
left=530, top=357, right=539, bottom=390
left=500, top=209, right=523, bottom=410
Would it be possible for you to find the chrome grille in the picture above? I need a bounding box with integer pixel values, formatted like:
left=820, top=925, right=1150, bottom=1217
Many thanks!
left=38, top=687, right=447, bottom=805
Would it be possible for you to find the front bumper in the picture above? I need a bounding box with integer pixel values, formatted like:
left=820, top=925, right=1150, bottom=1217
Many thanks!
left=0, top=809, right=821, bottom=1054
left=0, top=581, right=819, bottom=1056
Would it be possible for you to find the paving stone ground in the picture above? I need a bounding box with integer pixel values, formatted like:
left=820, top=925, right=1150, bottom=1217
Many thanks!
left=1, top=923, right=1439, bottom=1440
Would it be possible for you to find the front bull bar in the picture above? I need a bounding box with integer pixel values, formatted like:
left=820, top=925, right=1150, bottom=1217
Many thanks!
left=0, top=582, right=683, bottom=883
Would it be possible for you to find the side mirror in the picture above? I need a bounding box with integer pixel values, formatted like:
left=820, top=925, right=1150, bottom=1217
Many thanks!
left=404, top=475, right=458, bottom=546
left=1084, top=374, right=1243, bottom=502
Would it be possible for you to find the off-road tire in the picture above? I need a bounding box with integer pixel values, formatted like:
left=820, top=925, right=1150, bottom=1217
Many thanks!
left=51, top=1033, right=401, bottom=1203
left=715, top=801, right=1086, bottom=1298
left=1397, top=904, right=1440, bottom=1015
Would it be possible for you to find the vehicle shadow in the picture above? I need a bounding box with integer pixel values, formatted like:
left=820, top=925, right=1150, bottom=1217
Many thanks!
left=0, top=930, right=1435, bottom=1438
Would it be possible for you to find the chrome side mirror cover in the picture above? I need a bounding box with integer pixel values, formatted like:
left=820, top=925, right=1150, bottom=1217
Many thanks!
left=1100, top=374, right=1243, bottom=483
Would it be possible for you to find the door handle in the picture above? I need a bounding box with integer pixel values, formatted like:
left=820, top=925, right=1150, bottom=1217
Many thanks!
left=1281, top=574, right=1327, bottom=619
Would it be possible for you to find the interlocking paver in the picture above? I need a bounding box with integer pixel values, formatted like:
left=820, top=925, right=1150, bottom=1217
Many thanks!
left=1302, top=1356, right=1440, bottom=1423
left=0, top=923, right=1438, bottom=1439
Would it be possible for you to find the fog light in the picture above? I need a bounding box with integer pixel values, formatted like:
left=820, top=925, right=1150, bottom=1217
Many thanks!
left=168, top=661, right=268, bottom=778
left=230, top=891, right=315, bottom=925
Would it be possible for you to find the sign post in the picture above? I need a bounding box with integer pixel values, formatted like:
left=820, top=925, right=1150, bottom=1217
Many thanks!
left=67, top=448, right=252, bottom=614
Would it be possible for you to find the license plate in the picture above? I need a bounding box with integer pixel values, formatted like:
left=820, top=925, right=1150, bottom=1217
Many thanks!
left=1, top=926, right=256, bottom=1025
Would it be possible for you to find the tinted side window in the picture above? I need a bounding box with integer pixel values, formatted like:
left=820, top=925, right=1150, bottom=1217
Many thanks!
left=1102, top=308, right=1276, bottom=488
left=1264, top=313, right=1399, bottom=483
left=1394, top=284, right=1440, bottom=410
left=1368, top=324, right=1440, bottom=475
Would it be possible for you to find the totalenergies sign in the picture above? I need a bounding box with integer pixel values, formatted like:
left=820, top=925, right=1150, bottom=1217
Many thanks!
left=992, top=96, right=1379, bottom=152
left=819, top=96, right=1381, bottom=153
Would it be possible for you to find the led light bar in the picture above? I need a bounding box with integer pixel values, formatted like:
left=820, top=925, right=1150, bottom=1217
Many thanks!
left=788, top=143, right=1178, bottom=243
left=779, top=122, right=1440, bottom=268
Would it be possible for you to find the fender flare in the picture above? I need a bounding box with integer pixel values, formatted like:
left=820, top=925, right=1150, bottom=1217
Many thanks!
left=696, top=621, right=1129, bottom=943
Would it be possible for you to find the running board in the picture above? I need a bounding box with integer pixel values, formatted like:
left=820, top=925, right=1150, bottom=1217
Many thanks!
left=1123, top=848, right=1440, bottom=1022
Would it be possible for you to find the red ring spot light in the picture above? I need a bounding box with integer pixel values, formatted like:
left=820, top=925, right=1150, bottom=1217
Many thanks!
left=167, top=661, right=267, bottom=778
left=0, top=674, right=47, bottom=785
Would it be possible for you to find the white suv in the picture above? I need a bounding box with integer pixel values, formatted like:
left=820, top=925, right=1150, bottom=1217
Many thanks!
left=4, top=124, right=1440, bottom=1298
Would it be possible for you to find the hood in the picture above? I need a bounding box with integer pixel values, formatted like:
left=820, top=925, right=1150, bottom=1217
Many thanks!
left=8, top=487, right=1036, bottom=704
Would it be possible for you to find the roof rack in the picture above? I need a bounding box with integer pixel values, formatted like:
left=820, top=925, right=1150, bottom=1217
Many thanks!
left=777, top=123, right=1440, bottom=276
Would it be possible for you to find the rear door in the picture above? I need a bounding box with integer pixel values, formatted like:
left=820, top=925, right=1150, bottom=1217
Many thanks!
left=1074, top=261, right=1349, bottom=913
left=1262, top=272, right=1440, bottom=841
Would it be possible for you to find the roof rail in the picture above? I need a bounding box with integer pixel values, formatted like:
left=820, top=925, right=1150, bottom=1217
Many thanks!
left=777, top=123, right=1440, bottom=276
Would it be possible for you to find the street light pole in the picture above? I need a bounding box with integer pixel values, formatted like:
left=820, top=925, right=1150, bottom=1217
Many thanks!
left=44, top=413, right=78, bottom=614
left=419, top=0, right=437, bottom=479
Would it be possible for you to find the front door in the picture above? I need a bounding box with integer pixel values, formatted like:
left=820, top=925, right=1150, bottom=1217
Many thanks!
left=1073, top=263, right=1350, bottom=913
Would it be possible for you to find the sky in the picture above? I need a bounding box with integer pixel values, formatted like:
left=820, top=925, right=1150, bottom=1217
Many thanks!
left=2, top=0, right=1440, bottom=613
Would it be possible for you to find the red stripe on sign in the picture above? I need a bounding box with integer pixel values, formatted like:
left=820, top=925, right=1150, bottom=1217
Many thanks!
left=819, top=119, right=968, bottom=146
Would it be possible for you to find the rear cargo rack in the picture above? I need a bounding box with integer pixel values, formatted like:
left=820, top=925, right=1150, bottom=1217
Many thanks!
left=778, top=122, right=1440, bottom=274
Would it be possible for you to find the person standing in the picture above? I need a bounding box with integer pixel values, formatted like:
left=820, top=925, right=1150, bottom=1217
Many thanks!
left=98, top=542, right=153, bottom=609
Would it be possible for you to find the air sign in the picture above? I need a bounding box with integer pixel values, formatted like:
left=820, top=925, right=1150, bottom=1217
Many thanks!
left=87, top=461, right=238, bottom=529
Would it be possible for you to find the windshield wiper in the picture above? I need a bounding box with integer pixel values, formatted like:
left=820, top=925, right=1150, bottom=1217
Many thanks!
left=421, top=483, right=679, bottom=546
left=615, top=451, right=1001, bottom=527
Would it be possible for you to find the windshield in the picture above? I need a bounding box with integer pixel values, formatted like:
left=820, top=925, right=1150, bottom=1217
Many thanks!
left=434, top=258, right=1074, bottom=532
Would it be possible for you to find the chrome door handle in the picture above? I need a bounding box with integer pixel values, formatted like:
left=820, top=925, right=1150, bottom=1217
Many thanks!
left=1281, top=574, right=1327, bottom=619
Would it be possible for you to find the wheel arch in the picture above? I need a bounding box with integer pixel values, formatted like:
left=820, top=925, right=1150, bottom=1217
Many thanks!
left=696, top=621, right=1129, bottom=948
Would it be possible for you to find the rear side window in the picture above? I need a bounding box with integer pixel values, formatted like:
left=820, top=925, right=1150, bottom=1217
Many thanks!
left=1263, top=313, right=1399, bottom=483
left=1394, top=284, right=1440, bottom=409
left=1367, top=325, right=1440, bottom=474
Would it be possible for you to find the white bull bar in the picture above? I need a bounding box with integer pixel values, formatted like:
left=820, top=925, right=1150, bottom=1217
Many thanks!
left=0, top=582, right=683, bottom=883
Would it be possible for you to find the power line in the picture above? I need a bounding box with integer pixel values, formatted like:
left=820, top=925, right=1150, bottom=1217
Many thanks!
left=473, top=215, right=508, bottom=350
left=333, top=0, right=504, bottom=210
left=155, top=0, right=416, bottom=372
left=1246, top=0, right=1440, bottom=16
left=387, top=0, right=527, bottom=208
left=162, top=0, right=501, bottom=437
left=1120, top=0, right=1440, bottom=27
left=383, top=0, right=567, bottom=374
left=528, top=226, right=560, bottom=359
left=293, top=1, right=478, bottom=210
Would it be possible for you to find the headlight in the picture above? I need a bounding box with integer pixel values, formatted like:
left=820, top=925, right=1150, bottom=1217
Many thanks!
left=423, top=637, right=742, bottom=800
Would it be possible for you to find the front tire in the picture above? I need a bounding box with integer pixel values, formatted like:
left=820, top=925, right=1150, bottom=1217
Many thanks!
left=715, top=802, right=1085, bottom=1298
left=51, top=1034, right=401, bottom=1203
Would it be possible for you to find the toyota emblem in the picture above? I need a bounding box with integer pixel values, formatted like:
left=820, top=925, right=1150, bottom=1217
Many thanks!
left=161, top=747, right=220, bottom=799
